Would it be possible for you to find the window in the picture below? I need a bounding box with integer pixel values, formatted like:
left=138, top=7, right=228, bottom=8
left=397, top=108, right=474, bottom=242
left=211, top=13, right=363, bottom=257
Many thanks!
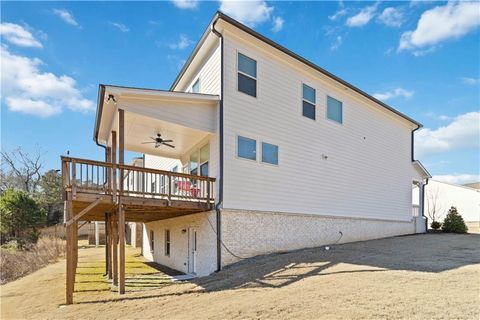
left=237, top=136, right=256, bottom=160
left=327, top=96, right=343, bottom=124
left=262, top=142, right=279, bottom=165
left=199, top=144, right=209, bottom=176
left=190, top=152, right=198, bottom=176
left=150, top=230, right=154, bottom=252
left=165, top=230, right=170, bottom=256
left=237, top=53, right=257, bottom=97
left=302, top=84, right=316, bottom=120
left=192, top=78, right=200, bottom=93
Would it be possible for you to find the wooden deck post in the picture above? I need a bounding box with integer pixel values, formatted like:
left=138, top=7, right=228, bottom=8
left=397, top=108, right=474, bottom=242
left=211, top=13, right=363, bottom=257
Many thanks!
left=105, top=212, right=111, bottom=277
left=118, top=109, right=126, bottom=294
left=112, top=212, right=118, bottom=286
left=65, top=194, right=74, bottom=305
left=118, top=203, right=125, bottom=294
left=111, top=131, right=117, bottom=203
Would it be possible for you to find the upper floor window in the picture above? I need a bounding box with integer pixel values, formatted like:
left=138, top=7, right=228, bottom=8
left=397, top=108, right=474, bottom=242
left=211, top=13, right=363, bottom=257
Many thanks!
left=302, top=84, right=316, bottom=120
left=192, top=78, right=200, bottom=93
left=237, top=136, right=256, bottom=161
left=238, top=53, right=257, bottom=97
left=327, top=96, right=343, bottom=124
left=261, top=142, right=279, bottom=165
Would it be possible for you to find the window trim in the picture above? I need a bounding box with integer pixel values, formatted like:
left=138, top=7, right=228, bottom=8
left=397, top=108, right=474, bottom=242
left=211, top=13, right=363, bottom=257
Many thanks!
left=235, top=134, right=257, bottom=162
left=236, top=51, right=258, bottom=98
left=302, top=83, right=316, bottom=121
left=260, top=141, right=279, bottom=166
left=325, top=94, right=344, bottom=125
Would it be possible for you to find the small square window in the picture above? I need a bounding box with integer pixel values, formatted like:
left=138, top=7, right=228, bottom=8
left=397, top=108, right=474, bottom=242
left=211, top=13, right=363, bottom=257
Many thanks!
left=327, top=96, right=343, bottom=124
left=237, top=136, right=256, bottom=161
left=192, top=79, right=200, bottom=93
left=262, top=142, right=278, bottom=165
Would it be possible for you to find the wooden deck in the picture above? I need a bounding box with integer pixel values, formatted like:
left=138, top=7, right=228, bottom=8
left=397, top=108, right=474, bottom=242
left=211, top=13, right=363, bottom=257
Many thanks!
left=61, top=155, right=216, bottom=304
left=62, top=156, right=216, bottom=223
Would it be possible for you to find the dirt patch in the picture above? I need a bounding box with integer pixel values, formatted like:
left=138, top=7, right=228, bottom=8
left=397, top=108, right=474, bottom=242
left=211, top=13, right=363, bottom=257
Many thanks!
left=1, top=233, right=479, bottom=319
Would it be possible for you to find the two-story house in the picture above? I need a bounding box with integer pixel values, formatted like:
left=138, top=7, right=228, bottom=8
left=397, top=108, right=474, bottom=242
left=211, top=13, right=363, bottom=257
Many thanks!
left=82, top=12, right=430, bottom=283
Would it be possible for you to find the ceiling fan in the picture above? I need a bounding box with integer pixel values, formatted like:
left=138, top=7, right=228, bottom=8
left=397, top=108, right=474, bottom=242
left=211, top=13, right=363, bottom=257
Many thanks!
left=141, top=133, right=175, bottom=148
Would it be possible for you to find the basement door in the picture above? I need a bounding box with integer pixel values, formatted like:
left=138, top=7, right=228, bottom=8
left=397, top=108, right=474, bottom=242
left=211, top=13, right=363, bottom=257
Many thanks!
left=187, top=227, right=197, bottom=274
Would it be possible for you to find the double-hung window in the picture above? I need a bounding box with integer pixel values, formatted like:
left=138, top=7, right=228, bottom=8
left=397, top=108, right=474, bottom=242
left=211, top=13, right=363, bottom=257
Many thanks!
left=327, top=96, right=343, bottom=124
left=302, top=84, right=316, bottom=120
left=237, top=53, right=257, bottom=97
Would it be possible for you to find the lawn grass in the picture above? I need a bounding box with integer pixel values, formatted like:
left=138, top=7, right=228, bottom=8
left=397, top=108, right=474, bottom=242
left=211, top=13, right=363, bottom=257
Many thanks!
left=75, top=246, right=174, bottom=293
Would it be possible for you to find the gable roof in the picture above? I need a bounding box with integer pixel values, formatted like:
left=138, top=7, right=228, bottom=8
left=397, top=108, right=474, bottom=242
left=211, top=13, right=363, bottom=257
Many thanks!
left=171, top=11, right=422, bottom=128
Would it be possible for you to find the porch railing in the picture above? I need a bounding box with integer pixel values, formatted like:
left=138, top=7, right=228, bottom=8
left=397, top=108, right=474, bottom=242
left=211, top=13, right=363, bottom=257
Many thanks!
left=61, top=156, right=215, bottom=204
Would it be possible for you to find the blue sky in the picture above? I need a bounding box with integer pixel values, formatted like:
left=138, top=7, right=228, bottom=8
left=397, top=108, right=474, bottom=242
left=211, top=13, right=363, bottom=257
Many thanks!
left=1, top=1, right=479, bottom=184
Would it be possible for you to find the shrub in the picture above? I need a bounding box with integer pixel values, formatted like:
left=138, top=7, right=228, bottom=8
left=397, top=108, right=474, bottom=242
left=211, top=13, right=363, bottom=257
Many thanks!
left=441, top=207, right=468, bottom=233
left=0, top=236, right=65, bottom=284
left=430, top=221, right=442, bottom=230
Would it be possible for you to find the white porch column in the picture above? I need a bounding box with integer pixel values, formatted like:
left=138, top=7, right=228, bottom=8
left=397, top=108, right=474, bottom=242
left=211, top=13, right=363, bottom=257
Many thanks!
left=95, top=221, right=100, bottom=247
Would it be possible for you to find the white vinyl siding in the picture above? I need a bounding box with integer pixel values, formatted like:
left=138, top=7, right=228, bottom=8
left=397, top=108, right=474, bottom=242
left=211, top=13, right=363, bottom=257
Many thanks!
left=183, top=45, right=221, bottom=95
left=222, top=32, right=415, bottom=222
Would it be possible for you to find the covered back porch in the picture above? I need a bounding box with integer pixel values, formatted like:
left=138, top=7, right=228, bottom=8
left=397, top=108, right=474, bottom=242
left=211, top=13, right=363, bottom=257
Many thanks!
left=62, top=85, right=219, bottom=304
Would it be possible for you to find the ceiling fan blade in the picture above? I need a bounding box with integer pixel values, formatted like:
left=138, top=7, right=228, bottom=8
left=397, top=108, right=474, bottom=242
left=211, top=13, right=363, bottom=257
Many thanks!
left=161, top=139, right=173, bottom=143
left=141, top=142, right=156, bottom=144
left=162, top=143, right=175, bottom=148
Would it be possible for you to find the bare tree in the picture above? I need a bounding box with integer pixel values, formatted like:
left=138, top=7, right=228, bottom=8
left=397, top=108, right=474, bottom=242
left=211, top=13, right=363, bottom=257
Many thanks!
left=1, top=147, right=43, bottom=194
left=426, top=186, right=444, bottom=223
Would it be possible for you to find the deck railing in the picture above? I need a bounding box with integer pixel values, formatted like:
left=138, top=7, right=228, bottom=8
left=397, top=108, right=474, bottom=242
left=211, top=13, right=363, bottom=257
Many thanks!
left=61, top=156, right=215, bottom=204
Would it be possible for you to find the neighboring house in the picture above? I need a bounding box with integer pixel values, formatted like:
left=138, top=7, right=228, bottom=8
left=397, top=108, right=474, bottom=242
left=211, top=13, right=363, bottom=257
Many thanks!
left=89, top=12, right=430, bottom=278
left=414, top=180, right=480, bottom=226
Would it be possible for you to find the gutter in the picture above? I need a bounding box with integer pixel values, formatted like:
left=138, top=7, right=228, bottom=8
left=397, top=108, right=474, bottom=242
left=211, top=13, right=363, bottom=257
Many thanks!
left=211, top=16, right=224, bottom=272
left=94, top=84, right=108, bottom=158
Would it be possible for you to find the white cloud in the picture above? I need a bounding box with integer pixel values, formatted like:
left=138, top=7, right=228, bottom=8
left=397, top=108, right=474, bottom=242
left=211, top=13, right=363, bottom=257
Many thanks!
left=461, top=77, right=479, bottom=86
left=378, top=7, right=404, bottom=27
left=399, top=2, right=480, bottom=52
left=168, top=34, right=192, bottom=50
left=0, top=46, right=94, bottom=118
left=271, top=16, right=284, bottom=32
left=330, top=36, right=343, bottom=51
left=0, top=23, right=42, bottom=48
left=219, top=0, right=274, bottom=27
left=433, top=174, right=480, bottom=185
left=171, top=0, right=198, bottom=9
left=346, top=3, right=378, bottom=27
left=415, top=111, right=480, bottom=157
left=329, top=8, right=347, bottom=21
left=373, top=87, right=414, bottom=101
left=108, top=22, right=129, bottom=32
left=52, top=9, right=79, bottom=27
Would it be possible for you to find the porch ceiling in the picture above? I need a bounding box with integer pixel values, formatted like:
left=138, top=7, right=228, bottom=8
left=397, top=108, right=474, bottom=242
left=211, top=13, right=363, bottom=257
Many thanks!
left=122, top=112, right=210, bottom=158
left=95, top=85, right=219, bottom=158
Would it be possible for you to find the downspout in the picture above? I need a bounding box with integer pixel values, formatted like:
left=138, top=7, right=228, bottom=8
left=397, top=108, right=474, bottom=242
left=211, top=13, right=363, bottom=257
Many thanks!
left=422, top=178, right=429, bottom=232
left=212, top=16, right=224, bottom=272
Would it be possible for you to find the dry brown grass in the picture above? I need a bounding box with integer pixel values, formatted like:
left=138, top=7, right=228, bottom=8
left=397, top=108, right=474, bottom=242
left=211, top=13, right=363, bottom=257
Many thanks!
left=1, top=233, right=479, bottom=320
left=0, top=236, right=65, bottom=284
